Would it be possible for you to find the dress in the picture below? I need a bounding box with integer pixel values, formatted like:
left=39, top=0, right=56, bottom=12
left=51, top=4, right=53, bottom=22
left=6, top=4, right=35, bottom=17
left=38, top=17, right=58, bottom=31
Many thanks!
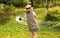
left=26, top=12, right=39, bottom=32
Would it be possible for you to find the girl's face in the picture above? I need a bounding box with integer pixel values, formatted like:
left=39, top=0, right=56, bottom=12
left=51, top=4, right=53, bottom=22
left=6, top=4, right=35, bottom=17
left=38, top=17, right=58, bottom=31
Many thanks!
left=25, top=7, right=33, bottom=13
left=26, top=7, right=31, bottom=11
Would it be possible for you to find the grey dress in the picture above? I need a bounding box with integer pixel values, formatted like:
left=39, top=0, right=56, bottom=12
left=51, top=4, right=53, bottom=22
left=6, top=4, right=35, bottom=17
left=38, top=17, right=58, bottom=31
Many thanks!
left=26, top=12, right=39, bottom=32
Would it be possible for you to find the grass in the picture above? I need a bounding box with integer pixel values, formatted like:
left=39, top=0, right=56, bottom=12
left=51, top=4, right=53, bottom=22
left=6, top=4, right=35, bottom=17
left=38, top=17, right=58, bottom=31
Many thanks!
left=0, top=7, right=60, bottom=38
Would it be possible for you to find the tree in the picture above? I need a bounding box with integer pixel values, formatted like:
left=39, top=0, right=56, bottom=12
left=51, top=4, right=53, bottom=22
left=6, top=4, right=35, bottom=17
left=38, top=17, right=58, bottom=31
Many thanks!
left=35, top=0, right=41, bottom=4
left=43, top=0, right=46, bottom=3
left=54, top=0, right=56, bottom=6
left=47, top=0, right=50, bottom=10
left=0, top=0, right=27, bottom=7
left=42, top=0, right=44, bottom=6
left=52, top=0, right=54, bottom=4
left=30, top=0, right=34, bottom=7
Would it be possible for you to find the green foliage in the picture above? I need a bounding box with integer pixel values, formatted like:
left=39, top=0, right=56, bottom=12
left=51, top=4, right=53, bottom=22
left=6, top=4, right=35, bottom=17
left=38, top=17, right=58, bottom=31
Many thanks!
left=0, top=4, right=24, bottom=25
left=54, top=23, right=60, bottom=31
left=0, top=11, right=10, bottom=24
left=41, top=7, right=60, bottom=31
left=0, top=0, right=29, bottom=7
left=0, top=0, right=60, bottom=7
left=45, top=7, right=60, bottom=21
left=0, top=4, right=10, bottom=24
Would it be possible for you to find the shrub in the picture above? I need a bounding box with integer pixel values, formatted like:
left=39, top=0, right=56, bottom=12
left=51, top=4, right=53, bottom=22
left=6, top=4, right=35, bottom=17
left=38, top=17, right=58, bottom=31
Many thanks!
left=0, top=4, right=11, bottom=24
left=0, top=11, right=10, bottom=24
left=45, top=6, right=60, bottom=21
left=39, top=7, right=60, bottom=31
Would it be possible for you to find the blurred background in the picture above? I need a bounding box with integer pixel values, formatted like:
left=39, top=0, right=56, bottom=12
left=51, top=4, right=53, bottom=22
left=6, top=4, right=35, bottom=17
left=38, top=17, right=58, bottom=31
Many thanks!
left=0, top=0, right=60, bottom=38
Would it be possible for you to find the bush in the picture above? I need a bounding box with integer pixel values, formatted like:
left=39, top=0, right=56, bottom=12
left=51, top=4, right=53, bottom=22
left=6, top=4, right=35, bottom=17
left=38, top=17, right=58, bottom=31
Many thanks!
left=0, top=11, right=10, bottom=24
left=45, top=6, right=60, bottom=21
left=0, top=4, right=22, bottom=24
left=0, top=4, right=11, bottom=24
left=38, top=7, right=60, bottom=31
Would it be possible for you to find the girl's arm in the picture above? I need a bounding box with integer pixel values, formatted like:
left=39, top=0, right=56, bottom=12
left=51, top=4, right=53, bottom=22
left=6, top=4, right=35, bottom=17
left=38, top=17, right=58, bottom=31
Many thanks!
left=24, top=13, right=27, bottom=21
left=33, top=12, right=37, bottom=19
left=24, top=17, right=26, bottom=21
left=34, top=15, right=37, bottom=19
left=24, top=9, right=27, bottom=21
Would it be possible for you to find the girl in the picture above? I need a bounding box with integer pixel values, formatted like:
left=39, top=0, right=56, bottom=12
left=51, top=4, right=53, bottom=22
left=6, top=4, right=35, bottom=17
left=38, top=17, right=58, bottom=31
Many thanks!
left=24, top=5, right=39, bottom=38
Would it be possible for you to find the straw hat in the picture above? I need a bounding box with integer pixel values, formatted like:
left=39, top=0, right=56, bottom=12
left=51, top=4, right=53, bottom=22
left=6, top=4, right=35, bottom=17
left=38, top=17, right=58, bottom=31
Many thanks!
left=26, top=5, right=32, bottom=8
left=25, top=5, right=33, bottom=13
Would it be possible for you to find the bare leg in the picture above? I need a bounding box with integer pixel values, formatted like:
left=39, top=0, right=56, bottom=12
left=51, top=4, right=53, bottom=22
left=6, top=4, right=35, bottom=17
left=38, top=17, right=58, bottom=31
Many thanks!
left=30, top=32, right=37, bottom=38
left=33, top=32, right=37, bottom=38
left=30, top=32, right=33, bottom=38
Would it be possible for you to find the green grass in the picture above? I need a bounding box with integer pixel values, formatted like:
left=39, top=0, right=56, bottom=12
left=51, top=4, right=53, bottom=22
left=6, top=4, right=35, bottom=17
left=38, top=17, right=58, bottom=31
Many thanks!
left=0, top=8, right=60, bottom=38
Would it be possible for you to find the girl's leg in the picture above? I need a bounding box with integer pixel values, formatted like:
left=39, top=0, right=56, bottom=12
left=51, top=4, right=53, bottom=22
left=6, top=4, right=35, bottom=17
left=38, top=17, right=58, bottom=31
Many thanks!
left=33, top=32, right=37, bottom=38
left=30, top=32, right=33, bottom=38
left=30, top=32, right=37, bottom=38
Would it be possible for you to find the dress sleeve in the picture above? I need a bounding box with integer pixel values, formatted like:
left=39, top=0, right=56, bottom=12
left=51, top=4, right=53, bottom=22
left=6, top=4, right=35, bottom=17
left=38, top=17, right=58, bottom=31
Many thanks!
left=33, top=12, right=37, bottom=16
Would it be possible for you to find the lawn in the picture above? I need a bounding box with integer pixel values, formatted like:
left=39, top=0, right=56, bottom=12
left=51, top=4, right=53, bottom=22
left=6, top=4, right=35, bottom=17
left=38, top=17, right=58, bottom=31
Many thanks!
left=0, top=7, right=60, bottom=38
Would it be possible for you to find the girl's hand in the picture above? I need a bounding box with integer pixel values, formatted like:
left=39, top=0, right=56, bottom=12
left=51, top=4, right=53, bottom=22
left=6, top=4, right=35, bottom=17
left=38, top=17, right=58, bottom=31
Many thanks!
left=24, top=17, right=27, bottom=22
left=34, top=16, right=37, bottom=19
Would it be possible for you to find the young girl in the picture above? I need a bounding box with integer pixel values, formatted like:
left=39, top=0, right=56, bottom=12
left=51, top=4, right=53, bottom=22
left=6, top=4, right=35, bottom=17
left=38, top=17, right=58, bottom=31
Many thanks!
left=24, top=5, right=39, bottom=38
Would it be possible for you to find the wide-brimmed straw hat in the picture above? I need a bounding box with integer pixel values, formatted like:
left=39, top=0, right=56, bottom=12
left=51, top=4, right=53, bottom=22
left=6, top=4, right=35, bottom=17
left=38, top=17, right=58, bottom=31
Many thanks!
left=26, top=5, right=32, bottom=8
